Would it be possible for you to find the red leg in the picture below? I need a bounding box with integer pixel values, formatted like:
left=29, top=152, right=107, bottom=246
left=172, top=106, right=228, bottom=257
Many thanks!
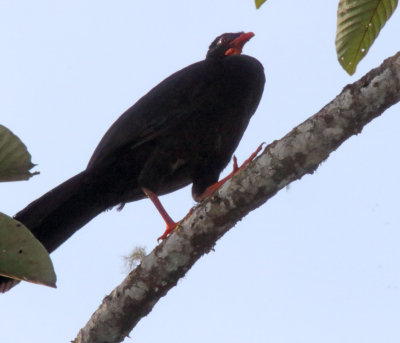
left=196, top=142, right=265, bottom=201
left=142, top=187, right=179, bottom=241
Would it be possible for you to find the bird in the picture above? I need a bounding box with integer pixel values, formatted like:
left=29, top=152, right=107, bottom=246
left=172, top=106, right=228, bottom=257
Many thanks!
left=0, top=31, right=265, bottom=292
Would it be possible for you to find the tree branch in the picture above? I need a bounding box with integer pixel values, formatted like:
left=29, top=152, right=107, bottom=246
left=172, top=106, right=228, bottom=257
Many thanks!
left=73, top=51, right=400, bottom=343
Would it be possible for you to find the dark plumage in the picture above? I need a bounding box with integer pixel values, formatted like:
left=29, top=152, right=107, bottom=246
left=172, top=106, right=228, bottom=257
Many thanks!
left=0, top=32, right=265, bottom=292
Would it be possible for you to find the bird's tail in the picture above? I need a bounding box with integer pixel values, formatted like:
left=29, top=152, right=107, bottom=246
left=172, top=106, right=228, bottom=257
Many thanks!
left=0, top=169, right=117, bottom=293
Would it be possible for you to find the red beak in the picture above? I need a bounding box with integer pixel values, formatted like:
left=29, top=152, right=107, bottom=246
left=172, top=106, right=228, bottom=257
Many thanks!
left=225, top=32, right=255, bottom=56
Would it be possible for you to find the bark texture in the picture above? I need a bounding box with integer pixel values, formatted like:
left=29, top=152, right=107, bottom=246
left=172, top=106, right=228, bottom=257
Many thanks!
left=74, top=51, right=400, bottom=343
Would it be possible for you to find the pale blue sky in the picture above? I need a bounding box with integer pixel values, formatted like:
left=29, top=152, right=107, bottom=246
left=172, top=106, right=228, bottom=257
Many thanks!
left=1, top=1, right=400, bottom=342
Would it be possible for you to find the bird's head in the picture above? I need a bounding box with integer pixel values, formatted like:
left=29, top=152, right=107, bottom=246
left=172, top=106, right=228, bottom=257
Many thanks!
left=206, top=32, right=255, bottom=59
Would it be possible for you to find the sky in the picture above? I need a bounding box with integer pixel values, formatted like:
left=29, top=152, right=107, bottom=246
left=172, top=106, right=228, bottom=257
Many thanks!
left=1, top=1, right=400, bottom=342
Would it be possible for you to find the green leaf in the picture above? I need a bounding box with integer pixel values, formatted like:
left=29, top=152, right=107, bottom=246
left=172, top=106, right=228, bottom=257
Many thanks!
left=0, top=125, right=39, bottom=181
left=255, top=0, right=267, bottom=9
left=0, top=212, right=56, bottom=288
left=336, top=0, right=398, bottom=75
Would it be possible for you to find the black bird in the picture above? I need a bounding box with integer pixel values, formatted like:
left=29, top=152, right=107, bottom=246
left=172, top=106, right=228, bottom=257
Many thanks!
left=0, top=32, right=265, bottom=292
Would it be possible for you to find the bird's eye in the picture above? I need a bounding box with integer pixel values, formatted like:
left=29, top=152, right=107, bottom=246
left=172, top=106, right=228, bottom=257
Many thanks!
left=217, top=37, right=228, bottom=45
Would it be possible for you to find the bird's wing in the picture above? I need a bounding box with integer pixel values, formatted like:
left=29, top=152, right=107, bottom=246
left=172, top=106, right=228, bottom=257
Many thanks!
left=87, top=60, right=224, bottom=168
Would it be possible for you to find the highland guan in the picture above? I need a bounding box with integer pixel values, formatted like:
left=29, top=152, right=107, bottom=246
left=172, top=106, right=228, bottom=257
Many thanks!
left=0, top=32, right=265, bottom=292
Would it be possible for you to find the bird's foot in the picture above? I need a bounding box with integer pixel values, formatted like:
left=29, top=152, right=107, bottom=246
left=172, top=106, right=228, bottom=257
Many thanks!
left=142, top=187, right=179, bottom=242
left=197, top=142, right=265, bottom=201
left=157, top=208, right=195, bottom=242
left=237, top=141, right=265, bottom=171
left=157, top=221, right=180, bottom=242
